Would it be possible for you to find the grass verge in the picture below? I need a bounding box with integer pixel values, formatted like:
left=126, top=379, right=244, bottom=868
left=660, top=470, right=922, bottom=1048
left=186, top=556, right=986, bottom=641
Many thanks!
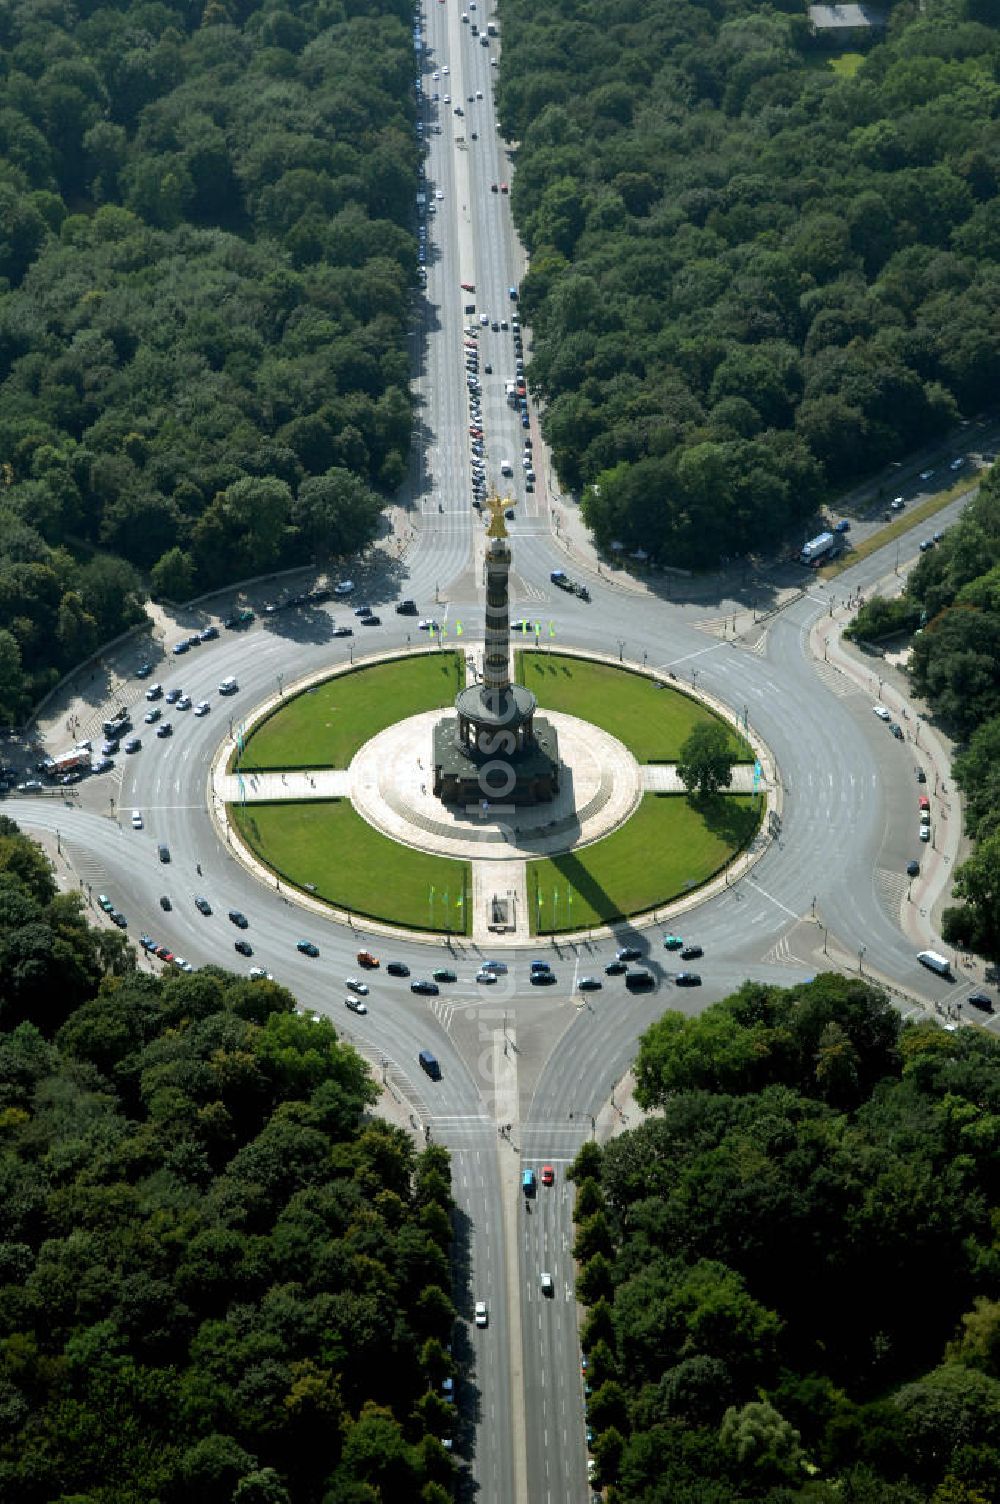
left=515, top=651, right=752, bottom=762
left=237, top=652, right=464, bottom=770
left=231, top=800, right=471, bottom=934
left=820, top=476, right=981, bottom=580
left=526, top=793, right=761, bottom=933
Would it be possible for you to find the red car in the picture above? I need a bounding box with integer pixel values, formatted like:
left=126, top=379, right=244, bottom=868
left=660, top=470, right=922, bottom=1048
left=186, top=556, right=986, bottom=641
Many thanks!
left=541, top=1165, right=554, bottom=1187
left=918, top=795, right=930, bottom=811
left=461, top=282, right=475, bottom=292
left=357, top=949, right=380, bottom=968
left=500, top=183, right=509, bottom=194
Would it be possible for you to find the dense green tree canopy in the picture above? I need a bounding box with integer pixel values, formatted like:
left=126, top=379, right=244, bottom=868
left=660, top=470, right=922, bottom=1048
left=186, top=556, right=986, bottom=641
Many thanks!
left=0, top=0, right=417, bottom=713
left=0, top=816, right=455, bottom=1501
left=575, top=975, right=1000, bottom=1502
left=498, top=0, right=1000, bottom=566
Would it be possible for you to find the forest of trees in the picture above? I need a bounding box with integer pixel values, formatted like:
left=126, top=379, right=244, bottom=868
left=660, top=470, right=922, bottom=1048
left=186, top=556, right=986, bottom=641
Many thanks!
left=0, top=813, right=456, bottom=1503
left=0, top=0, right=418, bottom=723
left=847, top=466, right=1000, bottom=962
left=498, top=0, right=1000, bottom=566
left=571, top=975, right=1000, bottom=1502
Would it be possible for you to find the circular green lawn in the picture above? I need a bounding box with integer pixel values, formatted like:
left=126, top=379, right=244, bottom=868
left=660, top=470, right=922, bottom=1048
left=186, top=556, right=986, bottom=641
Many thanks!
left=226, top=650, right=761, bottom=935
left=236, top=651, right=464, bottom=771
left=515, top=650, right=751, bottom=763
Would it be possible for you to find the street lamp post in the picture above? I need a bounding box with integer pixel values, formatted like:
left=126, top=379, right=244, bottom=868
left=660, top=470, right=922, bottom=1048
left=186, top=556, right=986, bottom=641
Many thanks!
left=617, top=639, right=625, bottom=662
left=858, top=944, right=866, bottom=974
left=277, top=671, right=284, bottom=698
left=692, top=668, right=699, bottom=691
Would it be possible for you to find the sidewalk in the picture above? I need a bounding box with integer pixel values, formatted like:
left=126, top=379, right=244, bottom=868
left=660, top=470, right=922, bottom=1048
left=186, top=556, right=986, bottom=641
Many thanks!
left=810, top=578, right=988, bottom=989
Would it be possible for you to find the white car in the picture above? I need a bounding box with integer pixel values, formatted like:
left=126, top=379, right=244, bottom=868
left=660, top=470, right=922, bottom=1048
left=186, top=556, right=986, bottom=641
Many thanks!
left=435, top=187, right=444, bottom=198
left=131, top=810, right=143, bottom=829
left=345, top=977, right=369, bottom=995
left=344, top=996, right=368, bottom=1014
left=334, top=580, right=354, bottom=595
left=950, top=456, right=965, bottom=471
left=194, top=701, right=211, bottom=716
left=442, top=64, right=449, bottom=73
left=476, top=969, right=498, bottom=984
left=540, top=1272, right=553, bottom=1295
left=479, top=312, right=489, bottom=325
left=173, top=957, right=194, bottom=973
left=248, top=967, right=274, bottom=980
left=891, top=496, right=905, bottom=510
left=919, top=825, right=931, bottom=842
left=872, top=705, right=891, bottom=722
left=919, top=468, right=934, bottom=482
left=475, top=1301, right=488, bottom=1327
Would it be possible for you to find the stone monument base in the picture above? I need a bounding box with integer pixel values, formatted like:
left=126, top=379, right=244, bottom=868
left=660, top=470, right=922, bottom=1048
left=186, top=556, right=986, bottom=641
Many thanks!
left=432, top=715, right=560, bottom=806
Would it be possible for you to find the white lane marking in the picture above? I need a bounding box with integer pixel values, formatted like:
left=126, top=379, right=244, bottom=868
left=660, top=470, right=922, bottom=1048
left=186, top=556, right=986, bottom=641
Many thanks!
left=745, top=879, right=800, bottom=919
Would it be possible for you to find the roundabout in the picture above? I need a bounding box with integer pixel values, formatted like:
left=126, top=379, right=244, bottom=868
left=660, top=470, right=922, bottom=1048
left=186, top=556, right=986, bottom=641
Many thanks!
left=211, top=635, right=768, bottom=941
left=10, top=486, right=979, bottom=1504
left=207, top=496, right=770, bottom=942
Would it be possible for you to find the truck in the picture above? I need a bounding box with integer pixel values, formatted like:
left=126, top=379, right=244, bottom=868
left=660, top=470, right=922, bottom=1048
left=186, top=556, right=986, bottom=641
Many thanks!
left=505, top=380, right=518, bottom=406
left=44, top=748, right=92, bottom=778
left=917, top=949, right=952, bottom=977
left=799, top=531, right=838, bottom=567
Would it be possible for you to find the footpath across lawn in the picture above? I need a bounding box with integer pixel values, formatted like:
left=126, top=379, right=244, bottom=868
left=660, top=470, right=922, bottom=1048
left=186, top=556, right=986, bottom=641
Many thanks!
left=516, top=651, right=751, bottom=763
left=526, top=793, right=761, bottom=933
left=237, top=652, right=464, bottom=770
left=231, top=800, right=471, bottom=934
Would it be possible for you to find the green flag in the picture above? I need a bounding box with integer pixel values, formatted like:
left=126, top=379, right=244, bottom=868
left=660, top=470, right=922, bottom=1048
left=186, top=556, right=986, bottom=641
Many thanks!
left=456, top=619, right=463, bottom=636
left=548, top=620, right=556, bottom=638
left=429, top=885, right=435, bottom=901
left=456, top=892, right=463, bottom=909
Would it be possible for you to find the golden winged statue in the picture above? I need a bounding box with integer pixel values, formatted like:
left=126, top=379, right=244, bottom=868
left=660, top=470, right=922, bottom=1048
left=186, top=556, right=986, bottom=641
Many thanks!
left=486, top=489, right=515, bottom=539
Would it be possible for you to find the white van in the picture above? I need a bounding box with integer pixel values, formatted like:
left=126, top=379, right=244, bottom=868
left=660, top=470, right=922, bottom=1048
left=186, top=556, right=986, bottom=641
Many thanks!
left=917, top=950, right=951, bottom=977
left=218, top=676, right=239, bottom=695
left=500, top=459, right=513, bottom=476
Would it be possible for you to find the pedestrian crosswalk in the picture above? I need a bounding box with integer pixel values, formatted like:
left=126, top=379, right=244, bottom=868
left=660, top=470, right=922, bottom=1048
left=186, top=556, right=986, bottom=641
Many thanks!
left=876, top=867, right=908, bottom=921
left=811, top=659, right=856, bottom=699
